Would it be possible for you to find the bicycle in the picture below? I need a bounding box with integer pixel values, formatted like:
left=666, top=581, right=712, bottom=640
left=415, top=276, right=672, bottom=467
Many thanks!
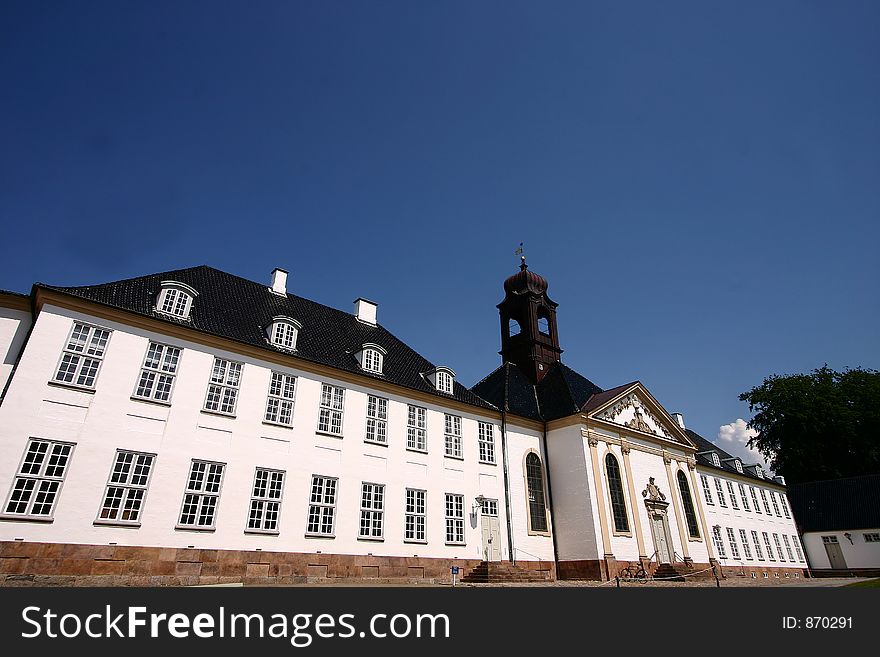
left=617, top=565, right=648, bottom=583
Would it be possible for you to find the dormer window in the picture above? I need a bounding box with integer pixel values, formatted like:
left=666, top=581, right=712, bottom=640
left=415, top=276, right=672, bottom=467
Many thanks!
left=268, top=316, right=301, bottom=351
left=426, top=367, right=455, bottom=394
left=734, top=459, right=743, bottom=473
left=711, top=453, right=721, bottom=468
left=755, top=466, right=764, bottom=479
left=355, top=343, right=386, bottom=375
left=156, top=281, right=198, bottom=320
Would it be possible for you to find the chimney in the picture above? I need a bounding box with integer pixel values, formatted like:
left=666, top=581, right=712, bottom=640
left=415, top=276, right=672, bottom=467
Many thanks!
left=773, top=475, right=786, bottom=486
left=353, top=298, right=377, bottom=325
left=270, top=268, right=288, bottom=295
left=671, top=412, right=686, bottom=429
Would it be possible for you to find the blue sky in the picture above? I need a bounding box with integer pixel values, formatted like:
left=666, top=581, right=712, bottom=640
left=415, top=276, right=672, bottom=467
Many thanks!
left=2, top=1, right=878, bottom=464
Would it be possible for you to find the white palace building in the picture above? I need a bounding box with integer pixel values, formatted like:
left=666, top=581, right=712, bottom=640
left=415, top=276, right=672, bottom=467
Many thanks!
left=0, top=262, right=805, bottom=584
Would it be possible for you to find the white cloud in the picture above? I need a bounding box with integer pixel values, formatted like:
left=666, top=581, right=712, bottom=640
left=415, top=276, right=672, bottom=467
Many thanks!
left=716, top=418, right=773, bottom=472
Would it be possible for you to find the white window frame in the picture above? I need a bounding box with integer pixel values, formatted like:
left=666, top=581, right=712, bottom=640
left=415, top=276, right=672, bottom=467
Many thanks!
left=726, top=481, right=739, bottom=510
left=714, top=478, right=727, bottom=507
left=317, top=384, right=345, bottom=436
left=407, top=404, right=427, bottom=452
left=264, top=371, right=297, bottom=426
left=700, top=475, right=714, bottom=505
left=864, top=533, right=880, bottom=543
left=478, top=422, right=496, bottom=464
left=268, top=317, right=301, bottom=351
left=203, top=357, right=243, bottom=416
left=361, top=347, right=384, bottom=374
left=365, top=395, right=388, bottom=444
left=779, top=493, right=791, bottom=518
left=405, top=488, right=427, bottom=543
left=712, top=526, right=726, bottom=558
left=751, top=530, right=764, bottom=560
left=782, top=534, right=795, bottom=561
left=156, top=282, right=198, bottom=320
left=739, top=529, right=753, bottom=560
left=751, top=486, right=762, bottom=513
left=436, top=370, right=453, bottom=394
left=176, top=460, right=225, bottom=531
left=759, top=488, right=773, bottom=515
left=445, top=493, right=465, bottom=545
left=711, top=453, right=721, bottom=467
left=792, top=535, right=805, bottom=561
left=2, top=438, right=75, bottom=521
left=773, top=533, right=786, bottom=562
left=763, top=532, right=776, bottom=561
left=246, top=467, right=285, bottom=534
left=481, top=498, right=499, bottom=516
left=738, top=483, right=751, bottom=511
left=770, top=491, right=782, bottom=516
left=53, top=322, right=112, bottom=389
left=444, top=414, right=462, bottom=459
left=133, top=341, right=181, bottom=403
left=359, top=482, right=385, bottom=540
left=734, top=460, right=743, bottom=473
left=726, top=527, right=741, bottom=559
left=306, top=475, right=337, bottom=537
left=96, top=450, right=156, bottom=526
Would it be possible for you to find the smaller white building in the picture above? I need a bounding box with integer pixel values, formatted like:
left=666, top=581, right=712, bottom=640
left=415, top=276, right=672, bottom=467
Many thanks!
left=788, top=474, right=880, bottom=576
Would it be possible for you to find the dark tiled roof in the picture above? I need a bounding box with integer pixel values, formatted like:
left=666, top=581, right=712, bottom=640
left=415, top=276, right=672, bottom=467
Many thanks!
left=40, top=265, right=495, bottom=410
left=787, top=475, right=880, bottom=532
left=471, top=361, right=602, bottom=422
left=581, top=382, right=638, bottom=414
left=0, top=289, right=29, bottom=299
left=686, top=429, right=776, bottom=485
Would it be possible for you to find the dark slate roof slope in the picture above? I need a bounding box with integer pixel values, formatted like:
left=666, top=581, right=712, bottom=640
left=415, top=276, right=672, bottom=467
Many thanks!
left=471, top=360, right=601, bottom=422
left=787, top=474, right=880, bottom=532
left=686, top=428, right=773, bottom=485
left=41, top=265, right=494, bottom=409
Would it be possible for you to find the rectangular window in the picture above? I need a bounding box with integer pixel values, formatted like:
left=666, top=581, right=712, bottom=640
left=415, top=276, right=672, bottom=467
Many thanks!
left=405, top=488, right=426, bottom=542
left=445, top=493, right=465, bottom=544
left=700, top=475, right=714, bottom=505
left=760, top=489, right=773, bottom=515
left=792, top=535, right=805, bottom=561
left=247, top=468, right=285, bottom=533
left=177, top=460, right=225, bottom=529
left=782, top=534, right=795, bottom=561
left=444, top=414, right=462, bottom=458
left=779, top=494, right=790, bottom=518
left=751, top=487, right=762, bottom=514
left=726, top=527, right=741, bottom=559
left=712, top=526, right=727, bottom=558
left=478, top=422, right=496, bottom=464
left=763, top=532, right=776, bottom=561
left=317, top=384, right=345, bottom=435
left=481, top=498, right=499, bottom=516
left=770, top=491, right=782, bottom=516
left=773, top=533, right=786, bottom=562
left=407, top=405, right=427, bottom=452
left=264, top=371, right=296, bottom=426
left=864, top=533, right=880, bottom=543
left=53, top=322, right=111, bottom=389
left=133, top=342, right=181, bottom=402
left=97, top=450, right=155, bottom=524
left=739, top=529, right=753, bottom=559
left=306, top=475, right=337, bottom=536
left=751, top=530, right=764, bottom=560
left=3, top=439, right=74, bottom=519
left=714, top=478, right=727, bottom=507
left=203, top=357, right=242, bottom=415
left=364, top=395, right=388, bottom=444
left=739, top=484, right=751, bottom=511
left=359, top=482, right=385, bottom=539
left=726, top=481, right=739, bottom=509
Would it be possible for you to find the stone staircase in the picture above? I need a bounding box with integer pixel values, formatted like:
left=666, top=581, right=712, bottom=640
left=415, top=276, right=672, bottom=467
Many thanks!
left=652, top=563, right=686, bottom=582
left=460, top=561, right=552, bottom=583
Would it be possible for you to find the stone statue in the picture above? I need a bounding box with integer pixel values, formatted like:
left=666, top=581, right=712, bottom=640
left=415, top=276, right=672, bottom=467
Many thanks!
left=642, top=477, right=666, bottom=501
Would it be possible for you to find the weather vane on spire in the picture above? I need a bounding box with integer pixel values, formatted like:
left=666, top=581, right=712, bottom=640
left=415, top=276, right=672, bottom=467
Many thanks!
left=515, top=242, right=527, bottom=270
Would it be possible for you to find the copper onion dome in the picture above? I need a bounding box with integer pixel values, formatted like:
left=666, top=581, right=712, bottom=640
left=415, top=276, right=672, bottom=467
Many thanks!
left=503, top=258, right=548, bottom=295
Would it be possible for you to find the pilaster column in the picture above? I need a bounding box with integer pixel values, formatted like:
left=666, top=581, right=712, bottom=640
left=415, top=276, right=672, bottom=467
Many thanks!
left=663, top=452, right=690, bottom=561
left=587, top=435, right=613, bottom=558
left=620, top=442, right=647, bottom=559
left=688, top=461, right=715, bottom=561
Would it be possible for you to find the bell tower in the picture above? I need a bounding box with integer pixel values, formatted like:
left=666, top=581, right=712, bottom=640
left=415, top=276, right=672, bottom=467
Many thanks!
left=498, top=258, right=562, bottom=383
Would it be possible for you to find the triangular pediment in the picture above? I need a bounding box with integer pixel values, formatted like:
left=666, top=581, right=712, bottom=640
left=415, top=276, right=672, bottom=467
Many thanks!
left=585, top=383, right=694, bottom=447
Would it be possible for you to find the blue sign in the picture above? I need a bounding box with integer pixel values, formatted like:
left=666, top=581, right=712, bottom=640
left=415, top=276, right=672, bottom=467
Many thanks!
left=451, top=566, right=460, bottom=574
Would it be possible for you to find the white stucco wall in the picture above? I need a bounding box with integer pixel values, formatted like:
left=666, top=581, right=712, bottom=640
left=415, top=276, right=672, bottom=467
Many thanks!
left=0, top=304, right=552, bottom=563
left=0, top=305, right=32, bottom=395
left=802, top=529, right=880, bottom=570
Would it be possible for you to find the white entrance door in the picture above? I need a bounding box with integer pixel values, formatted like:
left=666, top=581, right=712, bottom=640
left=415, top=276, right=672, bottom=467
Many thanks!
left=652, top=514, right=672, bottom=564
left=823, top=536, right=847, bottom=569
left=480, top=498, right=501, bottom=561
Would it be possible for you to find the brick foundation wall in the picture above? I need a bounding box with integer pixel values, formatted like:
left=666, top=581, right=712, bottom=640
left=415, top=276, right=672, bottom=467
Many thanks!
left=0, top=541, right=553, bottom=586
left=715, top=563, right=810, bottom=580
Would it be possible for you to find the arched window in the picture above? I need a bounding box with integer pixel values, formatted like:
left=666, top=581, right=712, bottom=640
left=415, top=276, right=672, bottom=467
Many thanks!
left=509, top=318, right=521, bottom=336
left=267, top=317, right=301, bottom=351
left=677, top=469, right=701, bottom=539
left=357, top=343, right=386, bottom=374
left=537, top=307, right=551, bottom=335
left=605, top=453, right=629, bottom=533
left=525, top=453, right=548, bottom=533
left=156, top=281, right=198, bottom=320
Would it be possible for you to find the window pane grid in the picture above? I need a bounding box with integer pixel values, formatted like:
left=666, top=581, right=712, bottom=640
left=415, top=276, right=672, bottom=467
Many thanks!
left=526, top=453, right=548, bottom=533
left=317, top=384, right=345, bottom=435
left=204, top=358, right=242, bottom=415
left=407, top=405, right=427, bottom=451
left=247, top=468, right=285, bottom=532
left=444, top=414, right=462, bottom=458
left=365, top=395, right=388, bottom=443
left=359, top=483, right=385, bottom=538
left=307, top=476, right=337, bottom=535
left=405, top=488, right=426, bottom=541
left=54, top=323, right=110, bottom=388
left=264, top=371, right=297, bottom=425
left=739, top=529, right=753, bottom=559
left=4, top=440, right=73, bottom=518
left=134, top=342, right=181, bottom=401
left=445, top=493, right=464, bottom=543
left=177, top=460, right=225, bottom=529
left=478, top=422, right=495, bottom=463
left=99, top=451, right=155, bottom=522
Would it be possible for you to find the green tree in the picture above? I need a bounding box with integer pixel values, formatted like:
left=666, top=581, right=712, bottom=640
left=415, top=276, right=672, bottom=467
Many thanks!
left=739, top=366, right=880, bottom=484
